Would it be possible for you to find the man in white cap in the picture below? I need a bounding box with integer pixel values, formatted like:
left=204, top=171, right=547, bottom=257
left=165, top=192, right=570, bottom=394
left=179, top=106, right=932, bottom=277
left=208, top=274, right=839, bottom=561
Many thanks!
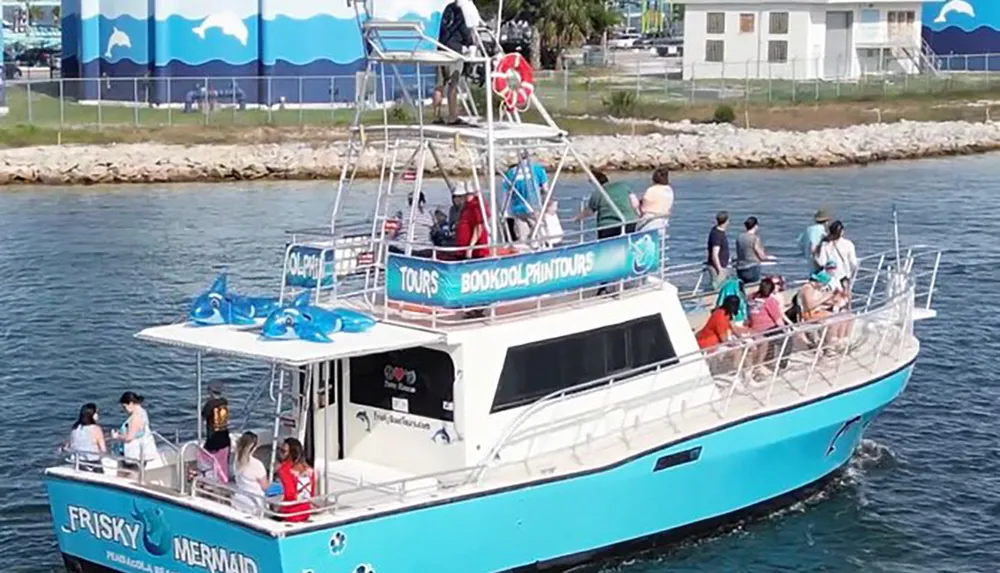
left=448, top=183, right=468, bottom=229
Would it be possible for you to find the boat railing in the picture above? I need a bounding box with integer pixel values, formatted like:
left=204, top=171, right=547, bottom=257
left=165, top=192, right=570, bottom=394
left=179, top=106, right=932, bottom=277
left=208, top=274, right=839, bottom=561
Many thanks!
left=469, top=274, right=919, bottom=485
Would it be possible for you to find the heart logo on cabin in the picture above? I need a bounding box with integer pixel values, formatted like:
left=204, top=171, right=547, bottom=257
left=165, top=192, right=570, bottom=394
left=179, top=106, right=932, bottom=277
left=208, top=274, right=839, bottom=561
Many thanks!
left=392, top=366, right=405, bottom=381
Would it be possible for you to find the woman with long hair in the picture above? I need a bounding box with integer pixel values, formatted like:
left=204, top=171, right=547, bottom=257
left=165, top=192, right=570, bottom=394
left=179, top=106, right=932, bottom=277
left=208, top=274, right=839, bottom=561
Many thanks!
left=66, top=403, right=107, bottom=473
left=232, top=432, right=269, bottom=514
left=275, top=437, right=315, bottom=522
left=813, top=220, right=858, bottom=289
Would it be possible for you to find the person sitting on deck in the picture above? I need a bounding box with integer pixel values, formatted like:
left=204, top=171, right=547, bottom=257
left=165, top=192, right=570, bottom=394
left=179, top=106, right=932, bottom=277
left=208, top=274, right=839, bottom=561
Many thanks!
left=275, top=437, right=315, bottom=523
left=432, top=0, right=481, bottom=125
left=65, top=403, right=107, bottom=473
left=502, top=154, right=547, bottom=242
left=715, top=275, right=748, bottom=327
left=430, top=208, right=455, bottom=247
left=747, top=278, right=792, bottom=380
left=448, top=185, right=467, bottom=229
left=573, top=170, right=640, bottom=239
left=455, top=186, right=490, bottom=260
left=390, top=192, right=436, bottom=257
left=798, top=271, right=852, bottom=351
left=696, top=295, right=742, bottom=350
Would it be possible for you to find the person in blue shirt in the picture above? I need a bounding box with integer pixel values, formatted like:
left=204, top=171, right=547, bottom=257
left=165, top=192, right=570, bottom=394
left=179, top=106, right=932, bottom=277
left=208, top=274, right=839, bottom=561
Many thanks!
left=797, top=208, right=831, bottom=275
left=502, top=156, right=547, bottom=241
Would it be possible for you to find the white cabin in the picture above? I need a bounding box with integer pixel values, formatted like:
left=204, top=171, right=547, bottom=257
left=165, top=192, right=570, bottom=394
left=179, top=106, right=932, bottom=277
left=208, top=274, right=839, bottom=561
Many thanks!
left=680, top=0, right=929, bottom=80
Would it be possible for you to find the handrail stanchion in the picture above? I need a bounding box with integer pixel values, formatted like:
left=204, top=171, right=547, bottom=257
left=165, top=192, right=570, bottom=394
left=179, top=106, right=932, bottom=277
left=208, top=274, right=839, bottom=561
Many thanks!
left=765, top=332, right=791, bottom=405
left=802, top=324, right=829, bottom=394
left=925, top=251, right=942, bottom=310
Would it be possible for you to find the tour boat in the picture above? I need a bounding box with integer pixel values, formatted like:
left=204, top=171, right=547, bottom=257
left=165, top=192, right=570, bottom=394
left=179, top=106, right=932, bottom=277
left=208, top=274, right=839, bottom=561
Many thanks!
left=44, top=2, right=943, bottom=572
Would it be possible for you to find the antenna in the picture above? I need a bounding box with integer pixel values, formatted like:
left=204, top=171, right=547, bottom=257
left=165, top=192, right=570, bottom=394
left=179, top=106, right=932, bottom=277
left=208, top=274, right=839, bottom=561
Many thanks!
left=892, top=203, right=901, bottom=270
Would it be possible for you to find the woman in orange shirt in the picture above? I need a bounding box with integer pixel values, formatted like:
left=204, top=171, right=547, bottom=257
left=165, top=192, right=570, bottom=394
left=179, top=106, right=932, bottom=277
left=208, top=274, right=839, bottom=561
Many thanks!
left=697, top=295, right=742, bottom=349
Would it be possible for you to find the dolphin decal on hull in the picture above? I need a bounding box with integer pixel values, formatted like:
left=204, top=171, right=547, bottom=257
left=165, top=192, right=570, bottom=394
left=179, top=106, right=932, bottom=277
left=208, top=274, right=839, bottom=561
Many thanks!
left=934, top=0, right=975, bottom=24
left=826, top=415, right=862, bottom=456
left=105, top=27, right=131, bottom=58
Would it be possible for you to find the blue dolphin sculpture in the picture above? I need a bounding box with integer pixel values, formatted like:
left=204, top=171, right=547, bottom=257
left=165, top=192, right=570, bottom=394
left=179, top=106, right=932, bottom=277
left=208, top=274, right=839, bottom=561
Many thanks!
left=260, top=292, right=376, bottom=343
left=189, top=274, right=280, bottom=326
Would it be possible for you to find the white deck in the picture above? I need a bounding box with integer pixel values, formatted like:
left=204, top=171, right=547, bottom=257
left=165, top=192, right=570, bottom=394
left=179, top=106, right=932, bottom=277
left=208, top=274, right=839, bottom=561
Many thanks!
left=135, top=321, right=444, bottom=366
left=352, top=121, right=567, bottom=144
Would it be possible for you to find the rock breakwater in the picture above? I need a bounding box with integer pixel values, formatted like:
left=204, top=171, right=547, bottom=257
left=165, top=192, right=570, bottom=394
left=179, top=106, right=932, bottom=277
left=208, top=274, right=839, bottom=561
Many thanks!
left=2, top=120, right=999, bottom=185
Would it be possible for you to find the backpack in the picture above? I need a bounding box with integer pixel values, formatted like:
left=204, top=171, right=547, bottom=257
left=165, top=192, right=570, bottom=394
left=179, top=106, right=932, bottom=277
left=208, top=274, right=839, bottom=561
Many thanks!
left=786, top=293, right=801, bottom=324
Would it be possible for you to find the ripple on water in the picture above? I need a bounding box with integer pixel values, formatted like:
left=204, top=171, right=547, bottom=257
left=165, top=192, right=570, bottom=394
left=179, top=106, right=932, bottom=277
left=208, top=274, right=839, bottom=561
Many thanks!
left=1, top=155, right=999, bottom=573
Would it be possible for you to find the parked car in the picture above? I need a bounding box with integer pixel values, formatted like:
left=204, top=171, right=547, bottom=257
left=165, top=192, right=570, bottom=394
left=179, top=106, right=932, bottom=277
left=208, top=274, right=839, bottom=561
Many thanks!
left=607, top=32, right=641, bottom=50
left=17, top=46, right=59, bottom=67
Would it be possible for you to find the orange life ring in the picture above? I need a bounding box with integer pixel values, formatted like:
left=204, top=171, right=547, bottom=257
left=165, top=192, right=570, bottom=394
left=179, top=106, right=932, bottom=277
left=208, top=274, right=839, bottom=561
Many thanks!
left=492, top=53, right=535, bottom=111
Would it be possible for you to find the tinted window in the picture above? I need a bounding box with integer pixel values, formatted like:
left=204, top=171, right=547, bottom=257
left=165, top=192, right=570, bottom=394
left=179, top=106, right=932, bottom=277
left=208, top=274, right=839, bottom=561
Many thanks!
left=350, top=347, right=455, bottom=421
left=491, top=315, right=676, bottom=412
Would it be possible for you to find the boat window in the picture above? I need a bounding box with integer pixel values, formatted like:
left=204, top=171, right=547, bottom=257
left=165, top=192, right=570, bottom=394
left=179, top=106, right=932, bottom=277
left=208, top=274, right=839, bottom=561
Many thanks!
left=349, top=347, right=455, bottom=421
left=491, top=315, right=676, bottom=413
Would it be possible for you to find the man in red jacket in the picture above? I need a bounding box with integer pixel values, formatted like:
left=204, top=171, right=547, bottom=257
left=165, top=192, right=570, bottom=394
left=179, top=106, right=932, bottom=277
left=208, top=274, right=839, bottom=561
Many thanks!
left=455, top=192, right=490, bottom=259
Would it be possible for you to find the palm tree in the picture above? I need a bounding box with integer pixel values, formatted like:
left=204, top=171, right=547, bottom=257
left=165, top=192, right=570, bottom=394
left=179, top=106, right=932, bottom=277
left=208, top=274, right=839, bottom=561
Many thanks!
left=483, top=0, right=617, bottom=69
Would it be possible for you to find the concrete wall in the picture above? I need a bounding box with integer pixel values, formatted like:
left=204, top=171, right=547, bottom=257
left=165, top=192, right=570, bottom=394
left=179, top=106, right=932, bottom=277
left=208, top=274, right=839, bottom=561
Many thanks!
left=923, top=0, right=1000, bottom=71
left=60, top=0, right=446, bottom=104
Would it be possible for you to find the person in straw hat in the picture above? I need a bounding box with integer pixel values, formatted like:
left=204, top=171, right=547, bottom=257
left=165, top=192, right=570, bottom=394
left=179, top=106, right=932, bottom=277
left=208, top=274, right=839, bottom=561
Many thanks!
left=798, top=207, right=832, bottom=276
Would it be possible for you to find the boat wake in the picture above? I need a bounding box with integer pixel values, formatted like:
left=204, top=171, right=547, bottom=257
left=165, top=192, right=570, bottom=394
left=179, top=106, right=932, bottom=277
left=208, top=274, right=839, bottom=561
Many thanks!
left=578, top=440, right=898, bottom=573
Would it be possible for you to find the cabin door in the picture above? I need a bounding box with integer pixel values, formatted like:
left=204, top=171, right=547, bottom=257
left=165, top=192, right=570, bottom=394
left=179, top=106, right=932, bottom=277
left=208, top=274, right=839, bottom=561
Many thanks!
left=309, top=360, right=344, bottom=495
left=824, top=11, right=853, bottom=79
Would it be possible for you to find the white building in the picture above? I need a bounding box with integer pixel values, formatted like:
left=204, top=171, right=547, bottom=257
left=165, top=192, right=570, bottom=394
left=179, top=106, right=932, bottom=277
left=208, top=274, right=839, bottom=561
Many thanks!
left=681, top=0, right=926, bottom=80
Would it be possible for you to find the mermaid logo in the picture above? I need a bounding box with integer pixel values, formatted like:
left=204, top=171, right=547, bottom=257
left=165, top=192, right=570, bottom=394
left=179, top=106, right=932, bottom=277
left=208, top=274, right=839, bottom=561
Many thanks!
left=628, top=233, right=659, bottom=275
left=131, top=502, right=172, bottom=556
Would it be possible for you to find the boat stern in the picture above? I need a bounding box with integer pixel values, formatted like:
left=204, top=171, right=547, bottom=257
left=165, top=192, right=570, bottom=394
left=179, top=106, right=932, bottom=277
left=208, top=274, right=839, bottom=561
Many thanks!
left=44, top=469, right=282, bottom=573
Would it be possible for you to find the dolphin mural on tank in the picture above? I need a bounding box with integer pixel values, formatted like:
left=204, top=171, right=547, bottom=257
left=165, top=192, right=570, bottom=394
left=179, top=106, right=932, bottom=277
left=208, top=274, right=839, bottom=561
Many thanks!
left=260, top=291, right=376, bottom=342
left=188, top=274, right=280, bottom=326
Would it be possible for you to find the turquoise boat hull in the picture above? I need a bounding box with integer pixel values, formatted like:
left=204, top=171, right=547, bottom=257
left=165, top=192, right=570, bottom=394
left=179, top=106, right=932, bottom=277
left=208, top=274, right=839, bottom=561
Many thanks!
left=46, top=361, right=914, bottom=573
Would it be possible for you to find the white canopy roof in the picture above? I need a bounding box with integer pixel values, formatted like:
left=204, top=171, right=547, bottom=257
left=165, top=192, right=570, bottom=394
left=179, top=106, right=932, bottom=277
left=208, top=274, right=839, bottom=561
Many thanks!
left=135, top=321, right=445, bottom=365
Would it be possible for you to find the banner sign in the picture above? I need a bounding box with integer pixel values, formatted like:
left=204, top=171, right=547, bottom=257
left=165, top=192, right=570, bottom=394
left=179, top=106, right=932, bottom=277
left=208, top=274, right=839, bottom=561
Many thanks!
left=385, top=230, right=662, bottom=308
left=284, top=244, right=335, bottom=289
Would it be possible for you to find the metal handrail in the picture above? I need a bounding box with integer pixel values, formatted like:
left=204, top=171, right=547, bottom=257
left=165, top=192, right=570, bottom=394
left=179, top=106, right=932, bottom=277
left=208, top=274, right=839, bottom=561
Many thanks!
left=469, top=263, right=928, bottom=484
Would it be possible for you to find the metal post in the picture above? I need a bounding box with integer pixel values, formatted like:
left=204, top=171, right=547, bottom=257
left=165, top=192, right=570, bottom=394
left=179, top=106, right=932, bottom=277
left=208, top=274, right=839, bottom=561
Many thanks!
left=26, top=82, right=32, bottom=124
left=802, top=325, right=829, bottom=393
left=133, top=78, right=139, bottom=126
left=267, top=76, right=273, bottom=124
left=298, top=77, right=304, bottom=124
left=196, top=353, right=203, bottom=444
left=925, top=251, right=942, bottom=309
left=721, top=345, right=751, bottom=415
left=765, top=333, right=791, bottom=405
left=59, top=78, right=64, bottom=126
left=167, top=77, right=173, bottom=126
left=268, top=369, right=285, bottom=482
left=485, top=61, right=499, bottom=245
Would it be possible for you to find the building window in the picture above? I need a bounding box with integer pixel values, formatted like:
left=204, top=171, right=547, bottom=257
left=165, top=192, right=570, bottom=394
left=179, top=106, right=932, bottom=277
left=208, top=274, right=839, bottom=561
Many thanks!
left=887, top=10, right=915, bottom=24
left=350, top=347, right=455, bottom=421
left=769, top=12, right=789, bottom=34
left=490, top=315, right=677, bottom=413
left=739, top=13, right=755, bottom=33
left=705, top=40, right=725, bottom=63
left=768, top=40, right=788, bottom=63
left=706, top=12, right=725, bottom=34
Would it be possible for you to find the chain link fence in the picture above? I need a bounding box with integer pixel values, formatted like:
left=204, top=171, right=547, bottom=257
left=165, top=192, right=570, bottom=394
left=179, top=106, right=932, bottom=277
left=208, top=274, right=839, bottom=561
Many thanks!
left=2, top=53, right=998, bottom=129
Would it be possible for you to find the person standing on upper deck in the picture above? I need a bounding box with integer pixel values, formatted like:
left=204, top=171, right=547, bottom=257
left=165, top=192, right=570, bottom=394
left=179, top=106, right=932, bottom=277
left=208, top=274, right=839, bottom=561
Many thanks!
left=637, top=165, right=674, bottom=232
left=798, top=208, right=832, bottom=275
left=573, top=171, right=639, bottom=239
left=734, top=216, right=775, bottom=284
left=432, top=0, right=481, bottom=125
left=705, top=211, right=731, bottom=291
left=503, top=154, right=547, bottom=242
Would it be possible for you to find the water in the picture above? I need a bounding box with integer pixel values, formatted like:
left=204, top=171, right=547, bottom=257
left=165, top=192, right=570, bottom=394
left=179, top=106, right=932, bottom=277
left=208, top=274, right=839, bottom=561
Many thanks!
left=1, top=155, right=997, bottom=573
